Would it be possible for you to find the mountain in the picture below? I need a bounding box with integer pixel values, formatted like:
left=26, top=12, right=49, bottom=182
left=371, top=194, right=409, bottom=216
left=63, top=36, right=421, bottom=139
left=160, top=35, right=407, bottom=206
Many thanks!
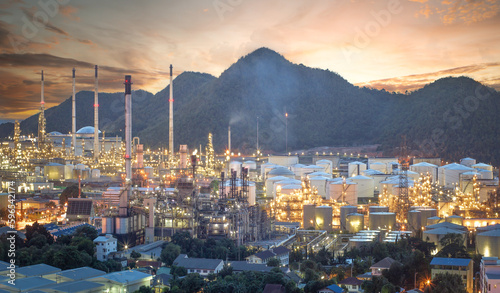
left=2, top=47, right=499, bottom=164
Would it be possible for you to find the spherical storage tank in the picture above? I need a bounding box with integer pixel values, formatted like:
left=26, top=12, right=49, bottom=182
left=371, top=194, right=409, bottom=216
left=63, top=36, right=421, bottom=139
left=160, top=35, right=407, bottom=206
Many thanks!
left=476, top=230, right=500, bottom=257
left=315, top=206, right=333, bottom=231
left=265, top=176, right=289, bottom=198
left=340, top=205, right=358, bottom=230
left=303, top=204, right=316, bottom=229
left=327, top=180, right=357, bottom=205
left=348, top=162, right=367, bottom=177
left=369, top=212, right=396, bottom=230
left=369, top=162, right=387, bottom=174
left=347, top=213, right=365, bottom=233
left=316, top=159, right=333, bottom=174
left=348, top=175, right=374, bottom=199
left=309, top=176, right=329, bottom=197
left=410, top=162, right=438, bottom=182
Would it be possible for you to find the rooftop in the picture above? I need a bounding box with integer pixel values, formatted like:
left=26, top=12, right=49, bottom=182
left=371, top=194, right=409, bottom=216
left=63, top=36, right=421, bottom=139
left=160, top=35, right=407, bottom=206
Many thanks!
left=17, top=263, right=61, bottom=277
left=173, top=255, right=223, bottom=270
left=0, top=276, right=55, bottom=291
left=339, top=276, right=363, bottom=285
left=91, top=270, right=152, bottom=284
left=56, top=267, right=106, bottom=281
left=371, top=257, right=396, bottom=269
left=430, top=257, right=472, bottom=267
left=43, top=280, right=105, bottom=292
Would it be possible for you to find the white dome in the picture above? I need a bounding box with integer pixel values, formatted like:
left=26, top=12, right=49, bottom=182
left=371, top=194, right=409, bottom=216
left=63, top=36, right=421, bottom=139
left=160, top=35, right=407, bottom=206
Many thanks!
left=76, top=126, right=101, bottom=134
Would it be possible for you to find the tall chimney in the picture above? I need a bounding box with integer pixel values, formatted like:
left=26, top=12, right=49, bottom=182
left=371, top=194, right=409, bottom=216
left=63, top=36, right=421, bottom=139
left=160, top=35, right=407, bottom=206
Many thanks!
left=169, top=64, right=174, bottom=161
left=93, top=65, right=99, bottom=162
left=72, top=68, right=76, bottom=155
left=228, top=126, right=231, bottom=157
left=120, top=75, right=132, bottom=217
left=38, top=70, right=46, bottom=149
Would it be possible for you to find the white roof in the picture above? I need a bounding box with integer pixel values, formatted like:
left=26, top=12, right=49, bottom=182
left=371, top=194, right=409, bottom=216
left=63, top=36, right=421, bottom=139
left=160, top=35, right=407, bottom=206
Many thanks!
left=281, top=184, right=302, bottom=190
left=76, top=126, right=101, bottom=134
left=93, top=235, right=116, bottom=243
left=348, top=175, right=373, bottom=180
left=472, top=163, right=491, bottom=167
left=411, top=162, right=438, bottom=167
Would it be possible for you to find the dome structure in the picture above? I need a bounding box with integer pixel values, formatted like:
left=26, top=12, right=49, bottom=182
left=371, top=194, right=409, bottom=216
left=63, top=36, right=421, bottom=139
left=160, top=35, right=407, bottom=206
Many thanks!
left=76, top=126, right=101, bottom=134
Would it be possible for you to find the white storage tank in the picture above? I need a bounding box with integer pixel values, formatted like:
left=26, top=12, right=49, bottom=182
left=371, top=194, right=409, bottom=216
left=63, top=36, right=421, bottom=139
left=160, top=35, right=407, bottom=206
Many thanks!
left=340, top=205, right=358, bottom=230
left=423, top=227, right=467, bottom=249
left=408, top=210, right=422, bottom=233
left=346, top=213, right=365, bottom=233
left=472, top=162, right=493, bottom=172
left=426, top=216, right=442, bottom=226
left=369, top=206, right=389, bottom=214
left=247, top=182, right=256, bottom=206
left=369, top=162, right=387, bottom=174
left=476, top=230, right=500, bottom=257
left=144, top=166, right=154, bottom=178
left=269, top=155, right=299, bottom=167
left=102, top=217, right=114, bottom=234
left=475, top=168, right=493, bottom=180
left=309, top=176, right=329, bottom=197
left=315, top=206, right=333, bottom=231
left=316, top=159, right=333, bottom=174
left=410, top=162, right=438, bottom=182
left=291, top=164, right=306, bottom=176
left=438, top=163, right=474, bottom=187
left=327, top=180, right=357, bottom=205
left=242, top=160, right=257, bottom=170
left=268, top=167, right=295, bottom=179
left=369, top=212, right=396, bottom=230
left=446, top=215, right=463, bottom=226
left=303, top=204, right=316, bottom=229
left=265, top=176, right=289, bottom=198
left=280, top=184, right=302, bottom=195
left=64, top=164, right=74, bottom=180
left=44, top=163, right=65, bottom=180
left=348, top=161, right=367, bottom=177
left=261, top=162, right=277, bottom=180
left=91, top=169, right=100, bottom=179
left=417, top=207, right=438, bottom=228
left=300, top=165, right=325, bottom=178
left=229, top=161, right=243, bottom=177
left=75, top=163, right=87, bottom=170
left=274, top=179, right=302, bottom=196
left=348, top=175, right=374, bottom=199
left=460, top=157, right=476, bottom=167
left=307, top=171, right=332, bottom=178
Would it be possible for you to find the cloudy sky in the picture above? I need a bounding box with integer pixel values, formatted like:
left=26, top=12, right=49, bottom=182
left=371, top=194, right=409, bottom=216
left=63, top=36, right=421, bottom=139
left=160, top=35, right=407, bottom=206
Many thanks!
left=1, top=0, right=499, bottom=120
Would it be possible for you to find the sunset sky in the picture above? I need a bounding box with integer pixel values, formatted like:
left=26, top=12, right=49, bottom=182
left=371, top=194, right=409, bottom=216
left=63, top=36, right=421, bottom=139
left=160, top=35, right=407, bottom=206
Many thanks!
left=1, top=0, right=499, bottom=120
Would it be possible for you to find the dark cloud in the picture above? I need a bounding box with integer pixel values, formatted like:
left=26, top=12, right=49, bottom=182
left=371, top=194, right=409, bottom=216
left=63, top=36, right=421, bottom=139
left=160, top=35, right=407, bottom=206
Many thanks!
left=21, top=7, right=69, bottom=36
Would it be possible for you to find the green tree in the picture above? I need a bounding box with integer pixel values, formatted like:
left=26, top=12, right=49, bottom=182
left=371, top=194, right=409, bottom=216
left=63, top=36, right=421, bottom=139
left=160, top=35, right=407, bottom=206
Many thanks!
left=133, top=286, right=153, bottom=293
left=383, top=262, right=404, bottom=287
left=161, top=243, right=181, bottom=266
left=218, top=263, right=233, bottom=278
left=71, top=236, right=95, bottom=256
left=73, top=225, right=98, bottom=240
left=381, top=283, right=396, bottom=293
left=131, top=250, right=142, bottom=259
left=178, top=273, right=204, bottom=293
left=170, top=265, right=187, bottom=277
left=60, top=185, right=84, bottom=204
left=267, top=257, right=281, bottom=267
left=25, top=222, right=54, bottom=245
left=432, top=273, right=467, bottom=293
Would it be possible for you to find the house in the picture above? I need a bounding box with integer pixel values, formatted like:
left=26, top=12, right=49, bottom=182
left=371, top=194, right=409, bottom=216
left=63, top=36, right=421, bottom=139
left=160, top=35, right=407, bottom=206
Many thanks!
left=339, top=277, right=364, bottom=292
left=89, top=270, right=153, bottom=293
left=430, top=257, right=473, bottom=293
left=370, top=257, right=396, bottom=276
left=246, top=246, right=290, bottom=266
left=480, top=257, right=500, bottom=293
left=318, top=284, right=345, bottom=293
left=93, top=234, right=117, bottom=261
left=173, top=254, right=224, bottom=276
left=263, top=284, right=286, bottom=293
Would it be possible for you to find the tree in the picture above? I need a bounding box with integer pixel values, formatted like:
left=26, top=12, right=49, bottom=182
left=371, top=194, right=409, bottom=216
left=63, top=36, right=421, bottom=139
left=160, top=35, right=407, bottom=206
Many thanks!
left=178, top=273, right=204, bottom=293
left=218, top=264, right=233, bottom=278
left=161, top=243, right=181, bottom=266
left=381, top=283, right=396, bottom=293
left=73, top=225, right=98, bottom=240
left=131, top=250, right=142, bottom=259
left=60, top=184, right=84, bottom=204
left=432, top=273, right=467, bottom=293
left=383, top=262, right=404, bottom=287
left=267, top=257, right=281, bottom=267
left=133, top=286, right=153, bottom=293
left=25, top=222, right=54, bottom=245
left=170, top=265, right=187, bottom=277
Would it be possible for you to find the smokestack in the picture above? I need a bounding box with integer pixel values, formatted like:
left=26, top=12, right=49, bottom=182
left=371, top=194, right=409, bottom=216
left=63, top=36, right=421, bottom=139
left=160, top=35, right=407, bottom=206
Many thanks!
left=72, top=68, right=76, bottom=155
left=41, top=70, right=44, bottom=110
left=38, top=70, right=46, bottom=149
left=120, top=75, right=132, bottom=217
left=169, top=64, right=174, bottom=161
left=93, top=65, right=99, bottom=162
left=228, top=126, right=231, bottom=157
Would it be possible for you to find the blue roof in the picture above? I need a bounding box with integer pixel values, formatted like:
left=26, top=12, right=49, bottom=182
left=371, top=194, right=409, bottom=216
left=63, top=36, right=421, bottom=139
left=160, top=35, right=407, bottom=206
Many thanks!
left=430, top=257, right=471, bottom=267
left=326, top=284, right=344, bottom=293
left=16, top=263, right=61, bottom=277
left=44, top=223, right=60, bottom=231
left=51, top=223, right=101, bottom=237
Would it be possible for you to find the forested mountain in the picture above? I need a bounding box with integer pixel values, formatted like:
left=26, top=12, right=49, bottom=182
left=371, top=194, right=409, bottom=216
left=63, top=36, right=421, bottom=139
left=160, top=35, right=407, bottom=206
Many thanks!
left=1, top=48, right=499, bottom=164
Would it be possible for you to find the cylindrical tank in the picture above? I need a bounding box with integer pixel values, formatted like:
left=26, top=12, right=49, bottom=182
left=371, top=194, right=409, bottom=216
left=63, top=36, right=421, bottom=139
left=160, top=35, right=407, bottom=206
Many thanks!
left=340, top=205, right=358, bottom=230
left=274, top=179, right=302, bottom=196
left=418, top=208, right=437, bottom=227
left=309, top=176, right=329, bottom=197
left=265, top=176, right=289, bottom=198
left=242, top=160, right=257, bottom=170
left=229, top=161, right=243, bottom=177
left=315, top=206, right=333, bottom=231
left=446, top=215, right=463, bottom=226
left=260, top=162, right=277, bottom=180
left=303, top=204, right=316, bottom=229
left=476, top=230, right=500, bottom=257
left=307, top=171, right=332, bottom=178
left=144, top=166, right=154, bottom=178
left=291, top=164, right=306, bottom=176
left=44, top=163, right=65, bottom=180
left=301, top=165, right=325, bottom=178
left=64, top=164, right=74, bottom=180
left=327, top=180, right=357, bottom=205
left=410, top=162, right=438, bottom=182
left=35, top=166, right=41, bottom=176
left=346, top=213, right=364, bottom=233
left=369, top=162, right=387, bottom=174
left=91, top=169, right=100, bottom=179
left=472, top=163, right=493, bottom=172
left=348, top=162, right=367, bottom=177
left=439, top=163, right=474, bottom=187
left=75, top=163, right=86, bottom=170
left=426, top=216, right=442, bottom=226
left=476, top=168, right=493, bottom=180
left=348, top=175, right=374, bottom=198
left=408, top=210, right=422, bottom=233
left=248, top=182, right=256, bottom=206
left=116, top=217, right=129, bottom=234
left=280, top=184, right=302, bottom=195
left=102, top=217, right=114, bottom=234
left=369, top=212, right=396, bottom=230
left=268, top=167, right=295, bottom=179
left=460, top=157, right=476, bottom=167
left=369, top=206, right=389, bottom=213
left=316, top=159, right=333, bottom=174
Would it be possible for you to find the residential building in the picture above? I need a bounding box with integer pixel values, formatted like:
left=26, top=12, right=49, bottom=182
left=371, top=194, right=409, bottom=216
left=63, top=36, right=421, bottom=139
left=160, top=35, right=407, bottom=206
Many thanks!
left=430, top=257, right=473, bottom=293
left=246, top=246, right=290, bottom=266
left=94, top=234, right=117, bottom=261
left=370, top=257, right=395, bottom=276
left=339, top=277, right=364, bottom=292
left=172, top=254, right=224, bottom=276
left=44, top=267, right=106, bottom=283
left=263, top=284, right=286, bottom=293
left=318, top=284, right=345, bottom=293
left=89, top=270, right=153, bottom=293
left=480, top=257, right=500, bottom=293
